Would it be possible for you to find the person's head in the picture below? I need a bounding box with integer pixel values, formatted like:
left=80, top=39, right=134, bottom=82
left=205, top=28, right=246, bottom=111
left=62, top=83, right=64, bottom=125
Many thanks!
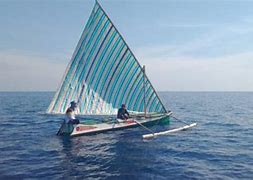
left=121, top=104, right=126, bottom=109
left=70, top=101, right=77, bottom=109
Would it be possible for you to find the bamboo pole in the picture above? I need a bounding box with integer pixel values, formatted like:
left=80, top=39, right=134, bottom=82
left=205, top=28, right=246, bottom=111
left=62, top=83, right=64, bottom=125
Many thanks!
left=143, top=65, right=147, bottom=118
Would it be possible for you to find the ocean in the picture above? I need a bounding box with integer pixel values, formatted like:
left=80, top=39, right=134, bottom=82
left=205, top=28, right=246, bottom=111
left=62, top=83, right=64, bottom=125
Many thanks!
left=0, top=92, right=252, bottom=179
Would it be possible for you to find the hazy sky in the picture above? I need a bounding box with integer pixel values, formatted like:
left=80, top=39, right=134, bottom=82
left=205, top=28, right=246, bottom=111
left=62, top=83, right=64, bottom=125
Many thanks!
left=1, top=0, right=253, bottom=91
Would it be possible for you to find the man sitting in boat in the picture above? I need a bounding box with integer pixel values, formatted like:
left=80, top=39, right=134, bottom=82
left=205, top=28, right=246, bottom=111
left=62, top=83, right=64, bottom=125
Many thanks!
left=117, top=104, right=129, bottom=120
left=66, top=101, right=80, bottom=124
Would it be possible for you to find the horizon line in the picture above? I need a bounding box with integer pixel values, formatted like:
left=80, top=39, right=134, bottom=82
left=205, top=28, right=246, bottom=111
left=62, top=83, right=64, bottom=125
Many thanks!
left=1, top=90, right=253, bottom=93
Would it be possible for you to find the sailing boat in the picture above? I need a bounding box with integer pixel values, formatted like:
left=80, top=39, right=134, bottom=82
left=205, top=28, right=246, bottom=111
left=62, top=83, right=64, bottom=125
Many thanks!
left=47, top=1, right=196, bottom=138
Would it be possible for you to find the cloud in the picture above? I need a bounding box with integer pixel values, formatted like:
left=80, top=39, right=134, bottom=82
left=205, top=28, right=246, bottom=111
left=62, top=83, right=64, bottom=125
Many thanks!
left=1, top=48, right=252, bottom=92
left=150, top=15, right=253, bottom=58
left=159, top=23, right=214, bottom=28
left=135, top=26, right=228, bottom=59
left=228, top=18, right=253, bottom=34
left=0, top=50, right=67, bottom=91
left=242, top=16, right=253, bottom=24
left=136, top=49, right=253, bottom=91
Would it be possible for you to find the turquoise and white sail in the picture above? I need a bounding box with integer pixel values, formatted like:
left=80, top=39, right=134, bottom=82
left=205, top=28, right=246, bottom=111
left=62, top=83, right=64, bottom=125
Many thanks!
left=47, top=2, right=167, bottom=115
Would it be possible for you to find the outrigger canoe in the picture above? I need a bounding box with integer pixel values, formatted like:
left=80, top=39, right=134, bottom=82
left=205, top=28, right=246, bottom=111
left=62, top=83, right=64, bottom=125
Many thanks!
left=48, top=1, right=197, bottom=138
left=57, top=112, right=171, bottom=137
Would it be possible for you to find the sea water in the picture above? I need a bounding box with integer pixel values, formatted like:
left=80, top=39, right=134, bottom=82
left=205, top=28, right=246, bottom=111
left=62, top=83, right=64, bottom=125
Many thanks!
left=0, top=92, right=252, bottom=179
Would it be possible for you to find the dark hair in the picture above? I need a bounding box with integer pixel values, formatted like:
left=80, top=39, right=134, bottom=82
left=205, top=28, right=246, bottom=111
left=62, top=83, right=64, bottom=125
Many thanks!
left=70, top=101, right=77, bottom=106
left=122, top=104, right=126, bottom=108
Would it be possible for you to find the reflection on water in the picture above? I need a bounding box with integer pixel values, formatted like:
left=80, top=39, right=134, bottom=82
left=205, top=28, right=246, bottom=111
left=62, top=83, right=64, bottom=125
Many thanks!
left=57, top=129, right=150, bottom=179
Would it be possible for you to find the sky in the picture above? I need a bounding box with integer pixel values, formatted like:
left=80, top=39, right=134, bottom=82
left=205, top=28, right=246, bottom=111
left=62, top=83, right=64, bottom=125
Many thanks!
left=0, top=0, right=253, bottom=91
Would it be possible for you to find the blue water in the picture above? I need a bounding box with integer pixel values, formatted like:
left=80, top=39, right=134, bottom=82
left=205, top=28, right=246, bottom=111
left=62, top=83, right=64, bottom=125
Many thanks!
left=0, top=92, right=253, bottom=179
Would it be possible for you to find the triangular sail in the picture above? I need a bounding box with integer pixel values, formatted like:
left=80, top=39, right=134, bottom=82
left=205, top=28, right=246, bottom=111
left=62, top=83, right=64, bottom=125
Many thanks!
left=47, top=2, right=167, bottom=115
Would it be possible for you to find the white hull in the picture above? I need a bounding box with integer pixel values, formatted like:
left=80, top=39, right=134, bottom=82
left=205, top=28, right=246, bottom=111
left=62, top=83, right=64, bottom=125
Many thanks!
left=58, top=113, right=171, bottom=137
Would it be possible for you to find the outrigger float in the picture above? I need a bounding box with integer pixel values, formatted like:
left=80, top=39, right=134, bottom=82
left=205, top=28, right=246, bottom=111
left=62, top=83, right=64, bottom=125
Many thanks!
left=47, top=1, right=196, bottom=138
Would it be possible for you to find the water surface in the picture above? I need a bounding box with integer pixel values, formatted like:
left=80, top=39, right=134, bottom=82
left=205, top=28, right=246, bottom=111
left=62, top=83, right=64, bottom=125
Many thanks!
left=0, top=92, right=252, bottom=179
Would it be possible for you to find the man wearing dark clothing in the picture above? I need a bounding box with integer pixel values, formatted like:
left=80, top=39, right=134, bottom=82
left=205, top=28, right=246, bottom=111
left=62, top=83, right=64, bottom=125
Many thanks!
left=117, top=104, right=129, bottom=120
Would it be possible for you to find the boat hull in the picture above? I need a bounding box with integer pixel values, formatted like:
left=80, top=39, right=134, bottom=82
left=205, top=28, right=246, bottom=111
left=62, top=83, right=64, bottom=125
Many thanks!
left=57, top=113, right=171, bottom=137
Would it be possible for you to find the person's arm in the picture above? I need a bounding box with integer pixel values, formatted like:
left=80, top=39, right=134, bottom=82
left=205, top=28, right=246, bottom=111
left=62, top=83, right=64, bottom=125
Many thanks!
left=125, top=109, right=129, bottom=116
left=117, top=109, right=122, bottom=118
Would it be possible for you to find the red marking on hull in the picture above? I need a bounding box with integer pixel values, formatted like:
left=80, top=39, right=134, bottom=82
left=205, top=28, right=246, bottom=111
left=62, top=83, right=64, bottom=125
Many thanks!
left=76, top=126, right=97, bottom=131
left=125, top=120, right=135, bottom=124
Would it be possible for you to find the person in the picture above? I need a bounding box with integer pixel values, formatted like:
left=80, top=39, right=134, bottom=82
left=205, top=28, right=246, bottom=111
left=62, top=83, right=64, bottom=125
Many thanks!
left=66, top=101, right=80, bottom=124
left=67, top=101, right=78, bottom=112
left=117, top=104, right=129, bottom=120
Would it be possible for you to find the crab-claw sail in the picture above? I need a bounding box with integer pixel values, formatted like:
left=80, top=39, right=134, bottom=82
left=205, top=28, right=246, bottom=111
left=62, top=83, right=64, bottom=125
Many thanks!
left=47, top=1, right=167, bottom=115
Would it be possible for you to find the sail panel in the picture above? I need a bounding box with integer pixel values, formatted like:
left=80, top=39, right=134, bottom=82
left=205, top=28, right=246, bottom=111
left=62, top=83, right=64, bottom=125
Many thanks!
left=48, top=4, right=101, bottom=113
left=47, top=2, right=167, bottom=115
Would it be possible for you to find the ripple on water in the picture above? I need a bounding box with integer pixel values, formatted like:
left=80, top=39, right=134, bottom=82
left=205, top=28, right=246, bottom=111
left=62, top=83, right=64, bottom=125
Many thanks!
left=0, top=92, right=253, bottom=179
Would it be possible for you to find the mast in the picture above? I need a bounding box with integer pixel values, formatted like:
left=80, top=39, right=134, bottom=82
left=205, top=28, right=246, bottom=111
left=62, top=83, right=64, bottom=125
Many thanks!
left=143, top=65, right=147, bottom=118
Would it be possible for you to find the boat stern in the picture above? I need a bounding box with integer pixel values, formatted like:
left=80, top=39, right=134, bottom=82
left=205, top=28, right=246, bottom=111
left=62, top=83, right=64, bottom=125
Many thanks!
left=57, top=121, right=74, bottom=136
